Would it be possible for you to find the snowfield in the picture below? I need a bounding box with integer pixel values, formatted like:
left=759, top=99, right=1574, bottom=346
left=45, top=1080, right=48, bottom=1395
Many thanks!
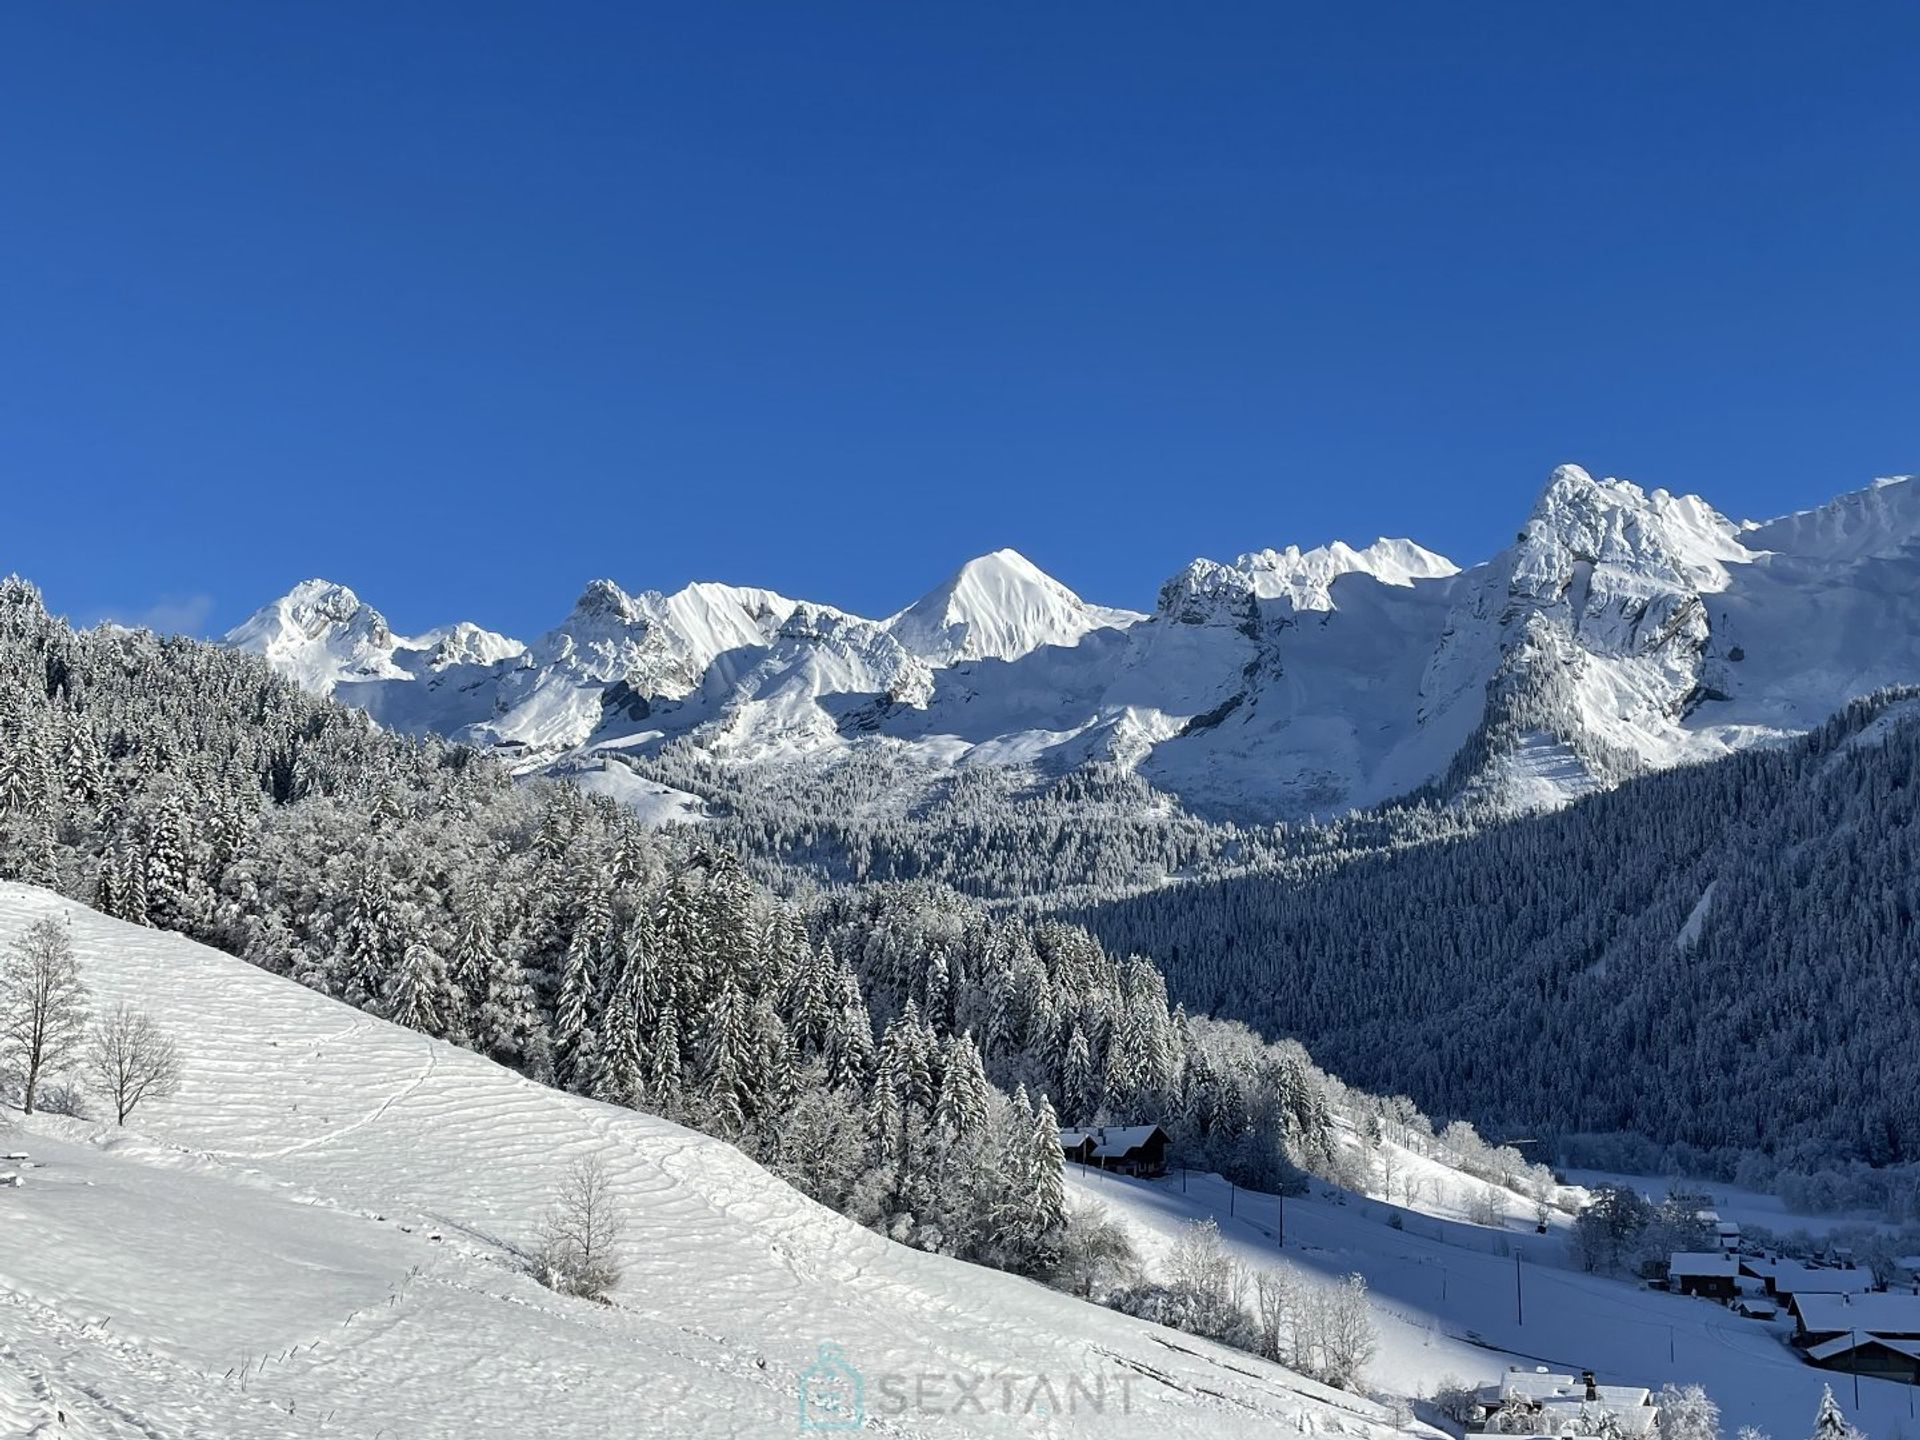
left=0, top=883, right=1430, bottom=1440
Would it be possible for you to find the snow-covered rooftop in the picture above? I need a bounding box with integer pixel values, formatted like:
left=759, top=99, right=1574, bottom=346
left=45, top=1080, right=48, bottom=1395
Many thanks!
left=1772, top=1262, right=1875, bottom=1296
left=1670, top=1252, right=1740, bottom=1278
left=1795, top=1293, right=1920, bottom=1336
left=1806, top=1333, right=1920, bottom=1364
left=1059, top=1124, right=1166, bottom=1159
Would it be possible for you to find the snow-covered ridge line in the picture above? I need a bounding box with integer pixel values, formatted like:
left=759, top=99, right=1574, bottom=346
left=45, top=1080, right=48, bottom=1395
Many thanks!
left=221, top=466, right=1920, bottom=824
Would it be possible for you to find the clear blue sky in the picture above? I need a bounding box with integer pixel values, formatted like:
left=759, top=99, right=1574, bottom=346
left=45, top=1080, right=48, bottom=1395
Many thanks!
left=3, top=3, right=1916, bottom=638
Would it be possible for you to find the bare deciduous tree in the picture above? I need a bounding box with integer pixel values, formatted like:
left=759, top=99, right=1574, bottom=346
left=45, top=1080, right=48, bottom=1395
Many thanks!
left=87, top=1003, right=181, bottom=1125
left=535, top=1155, right=625, bottom=1301
left=1292, top=1272, right=1378, bottom=1391
left=1052, top=1200, right=1139, bottom=1299
left=0, top=916, right=91, bottom=1115
left=1252, top=1267, right=1293, bottom=1361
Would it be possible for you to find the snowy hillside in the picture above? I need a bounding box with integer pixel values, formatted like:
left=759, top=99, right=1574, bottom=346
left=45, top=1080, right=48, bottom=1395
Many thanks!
left=0, top=883, right=1427, bottom=1440
left=1067, top=1159, right=1918, bottom=1440
left=225, top=466, right=1920, bottom=822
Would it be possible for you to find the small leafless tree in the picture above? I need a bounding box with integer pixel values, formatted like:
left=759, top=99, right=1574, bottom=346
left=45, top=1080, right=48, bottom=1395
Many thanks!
left=1293, top=1272, right=1378, bottom=1391
left=1053, top=1200, right=1139, bottom=1299
left=1466, top=1184, right=1508, bottom=1228
left=0, top=917, right=91, bottom=1115
left=87, top=1004, right=182, bottom=1125
left=535, top=1155, right=626, bottom=1301
left=1251, top=1267, right=1293, bottom=1361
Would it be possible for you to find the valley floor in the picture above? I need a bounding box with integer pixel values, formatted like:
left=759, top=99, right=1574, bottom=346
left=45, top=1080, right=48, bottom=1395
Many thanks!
left=1072, top=1165, right=1920, bottom=1439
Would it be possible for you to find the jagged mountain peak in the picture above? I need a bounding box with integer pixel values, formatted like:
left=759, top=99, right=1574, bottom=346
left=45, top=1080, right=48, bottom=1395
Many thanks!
left=1231, top=537, right=1459, bottom=609
left=224, top=578, right=400, bottom=695
left=414, top=620, right=526, bottom=670
left=246, top=577, right=389, bottom=637
left=1514, top=464, right=1753, bottom=599
left=227, top=580, right=524, bottom=694
left=569, top=577, right=641, bottom=624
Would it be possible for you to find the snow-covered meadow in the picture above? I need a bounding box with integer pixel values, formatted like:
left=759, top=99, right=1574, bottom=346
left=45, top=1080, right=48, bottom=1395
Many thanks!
left=0, top=883, right=1430, bottom=1439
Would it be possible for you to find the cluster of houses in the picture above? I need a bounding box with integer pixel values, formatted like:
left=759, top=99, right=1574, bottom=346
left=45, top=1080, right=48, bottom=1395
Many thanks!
left=1664, top=1228, right=1920, bottom=1386
left=1464, top=1367, right=1659, bottom=1436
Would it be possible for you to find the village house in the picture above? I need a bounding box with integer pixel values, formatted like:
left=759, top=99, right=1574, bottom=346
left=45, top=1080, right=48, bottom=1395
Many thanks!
left=1794, top=1293, right=1920, bottom=1386
left=1795, top=1293, right=1920, bottom=1346
left=1467, top=1367, right=1658, bottom=1437
left=1771, top=1261, right=1876, bottom=1306
left=1057, top=1124, right=1170, bottom=1178
left=1693, top=1207, right=1742, bottom=1252
left=1668, top=1252, right=1741, bottom=1301
left=1803, top=1334, right=1920, bottom=1385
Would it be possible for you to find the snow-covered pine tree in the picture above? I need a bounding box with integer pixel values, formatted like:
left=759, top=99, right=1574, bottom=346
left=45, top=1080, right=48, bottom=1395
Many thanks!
left=1808, top=1386, right=1862, bottom=1440
left=388, top=940, right=449, bottom=1035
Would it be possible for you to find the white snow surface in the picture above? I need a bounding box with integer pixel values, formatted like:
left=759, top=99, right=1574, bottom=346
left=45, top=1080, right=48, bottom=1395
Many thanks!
left=887, top=549, right=1144, bottom=664
left=228, top=469, right=1920, bottom=821
left=0, top=884, right=1428, bottom=1440
left=1231, top=538, right=1460, bottom=609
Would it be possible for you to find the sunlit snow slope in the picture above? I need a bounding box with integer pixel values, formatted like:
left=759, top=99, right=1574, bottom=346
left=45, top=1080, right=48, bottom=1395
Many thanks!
left=0, top=884, right=1425, bottom=1440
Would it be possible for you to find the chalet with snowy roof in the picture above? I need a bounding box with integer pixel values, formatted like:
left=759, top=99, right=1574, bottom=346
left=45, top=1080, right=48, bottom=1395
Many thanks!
left=1467, top=1368, right=1658, bottom=1437
left=1668, top=1252, right=1740, bottom=1300
left=1771, top=1261, right=1876, bottom=1305
left=1795, top=1293, right=1920, bottom=1348
left=1057, top=1125, right=1170, bottom=1178
left=1804, top=1333, right=1920, bottom=1385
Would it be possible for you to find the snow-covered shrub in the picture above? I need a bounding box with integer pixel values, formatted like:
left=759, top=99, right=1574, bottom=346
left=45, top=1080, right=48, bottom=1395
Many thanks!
left=1049, top=1200, right=1139, bottom=1301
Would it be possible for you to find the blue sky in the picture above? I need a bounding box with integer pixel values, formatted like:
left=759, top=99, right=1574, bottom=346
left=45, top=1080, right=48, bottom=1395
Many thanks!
left=3, top=3, right=1916, bottom=638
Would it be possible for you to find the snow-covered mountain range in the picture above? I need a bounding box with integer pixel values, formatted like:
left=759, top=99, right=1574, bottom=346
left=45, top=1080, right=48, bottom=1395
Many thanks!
left=225, top=465, right=1920, bottom=821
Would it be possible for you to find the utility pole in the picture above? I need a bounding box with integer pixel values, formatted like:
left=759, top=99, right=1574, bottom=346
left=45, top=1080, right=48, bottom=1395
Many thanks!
left=1229, top=1181, right=1237, bottom=1218
left=1277, top=1190, right=1285, bottom=1248
left=1851, top=1330, right=1859, bottom=1411
left=1515, top=1250, right=1525, bottom=1327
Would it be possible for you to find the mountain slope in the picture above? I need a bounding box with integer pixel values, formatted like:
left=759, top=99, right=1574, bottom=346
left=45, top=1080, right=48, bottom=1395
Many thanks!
left=226, top=466, right=1920, bottom=824
left=1076, top=691, right=1920, bottom=1166
left=0, top=883, right=1425, bottom=1440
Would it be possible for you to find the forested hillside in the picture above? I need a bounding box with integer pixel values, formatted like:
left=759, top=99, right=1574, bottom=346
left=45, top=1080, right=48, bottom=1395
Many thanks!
left=618, top=739, right=1479, bottom=906
left=1079, top=691, right=1920, bottom=1174
left=0, top=577, right=1552, bottom=1287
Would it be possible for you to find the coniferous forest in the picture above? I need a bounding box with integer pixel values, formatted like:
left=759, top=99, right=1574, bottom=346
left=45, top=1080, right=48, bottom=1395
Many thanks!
left=1079, top=691, right=1920, bottom=1181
